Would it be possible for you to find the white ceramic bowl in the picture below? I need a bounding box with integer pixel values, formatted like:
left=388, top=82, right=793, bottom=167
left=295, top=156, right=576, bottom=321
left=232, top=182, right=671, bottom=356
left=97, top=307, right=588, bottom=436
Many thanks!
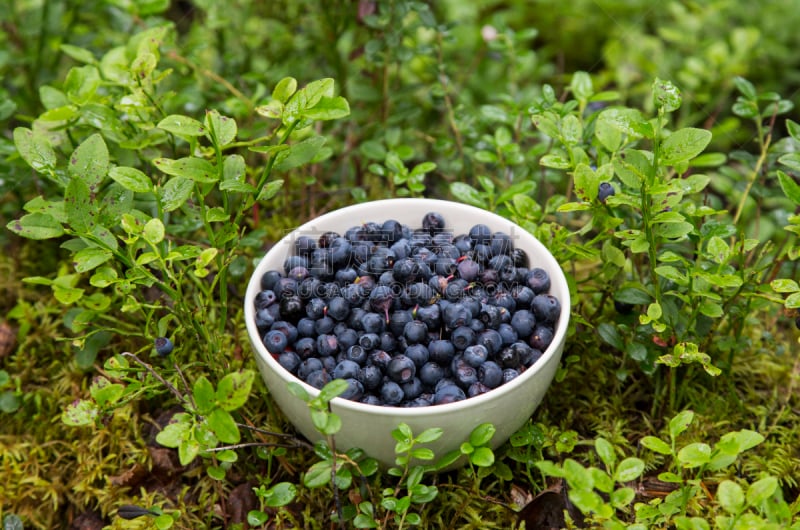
left=244, top=198, right=570, bottom=467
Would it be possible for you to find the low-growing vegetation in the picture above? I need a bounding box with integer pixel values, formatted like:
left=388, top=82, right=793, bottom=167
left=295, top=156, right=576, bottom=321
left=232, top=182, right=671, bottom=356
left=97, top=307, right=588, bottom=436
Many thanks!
left=1, top=1, right=799, bottom=528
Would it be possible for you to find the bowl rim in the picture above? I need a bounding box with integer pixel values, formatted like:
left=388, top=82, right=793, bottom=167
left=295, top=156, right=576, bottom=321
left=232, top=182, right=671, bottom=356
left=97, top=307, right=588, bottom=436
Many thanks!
left=244, top=197, right=570, bottom=417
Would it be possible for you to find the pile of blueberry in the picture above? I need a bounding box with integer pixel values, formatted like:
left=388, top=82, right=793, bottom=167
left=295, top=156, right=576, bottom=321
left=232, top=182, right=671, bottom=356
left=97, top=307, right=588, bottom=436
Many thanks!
left=252, top=212, right=561, bottom=407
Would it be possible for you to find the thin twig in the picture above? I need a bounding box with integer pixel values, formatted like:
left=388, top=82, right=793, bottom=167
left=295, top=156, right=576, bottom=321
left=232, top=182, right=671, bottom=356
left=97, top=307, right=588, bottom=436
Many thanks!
left=121, top=352, right=187, bottom=405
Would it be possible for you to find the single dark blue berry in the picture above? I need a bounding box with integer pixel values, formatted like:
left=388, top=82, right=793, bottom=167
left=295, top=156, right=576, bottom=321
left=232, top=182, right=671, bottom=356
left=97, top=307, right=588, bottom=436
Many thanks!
left=526, top=268, right=551, bottom=294
left=279, top=294, right=304, bottom=322
left=468, top=224, right=492, bottom=245
left=404, top=343, right=430, bottom=367
left=359, top=332, right=381, bottom=351
left=456, top=258, right=480, bottom=282
left=314, top=316, right=336, bottom=335
left=476, top=329, right=503, bottom=356
left=254, top=290, right=277, bottom=310
left=428, top=339, right=456, bottom=365
left=361, top=394, right=383, bottom=406
left=403, top=320, right=428, bottom=344
left=415, top=304, right=441, bottom=330
left=316, top=334, right=339, bottom=357
left=497, top=346, right=520, bottom=369
left=529, top=323, right=555, bottom=351
left=433, top=383, right=466, bottom=405
left=318, top=231, right=340, bottom=248
left=263, top=330, right=288, bottom=355
left=452, top=359, right=478, bottom=389
left=260, top=270, right=283, bottom=291
left=497, top=323, right=518, bottom=345
left=368, top=349, right=392, bottom=371
left=532, top=294, right=561, bottom=324
left=296, top=318, right=317, bottom=338
left=344, top=344, right=368, bottom=365
left=468, top=381, right=492, bottom=398
left=297, top=358, right=323, bottom=380
left=359, top=365, right=383, bottom=390
left=278, top=351, right=301, bottom=374
left=380, top=381, right=404, bottom=405
left=598, top=182, right=615, bottom=203
left=154, top=337, right=174, bottom=356
left=510, top=309, right=536, bottom=339
left=333, top=359, right=361, bottom=380
left=443, top=303, right=471, bottom=329
left=306, top=369, right=331, bottom=389
left=450, top=326, right=476, bottom=351
left=271, top=321, right=298, bottom=344
left=339, top=378, right=364, bottom=401
left=283, top=255, right=307, bottom=275
left=502, top=368, right=520, bottom=384
left=294, top=235, right=317, bottom=257
left=478, top=361, right=503, bottom=388
left=422, top=211, right=446, bottom=234
left=462, top=344, right=489, bottom=368
left=387, top=354, right=416, bottom=383
left=419, top=362, right=445, bottom=388
left=490, top=231, right=514, bottom=256
left=361, top=312, right=386, bottom=334
left=401, top=377, right=424, bottom=400
left=295, top=337, right=316, bottom=359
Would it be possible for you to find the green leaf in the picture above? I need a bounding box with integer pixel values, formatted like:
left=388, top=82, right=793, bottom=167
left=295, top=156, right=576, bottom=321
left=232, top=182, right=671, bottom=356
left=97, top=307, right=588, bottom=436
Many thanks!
left=257, top=179, right=284, bottom=201
left=470, top=446, right=495, bottom=467
left=272, top=77, right=298, bottom=103
left=677, top=442, right=711, bottom=468
left=469, top=423, right=496, bottom=447
left=660, top=128, right=712, bottom=166
left=60, top=44, right=96, bottom=64
left=73, top=247, right=113, bottom=272
left=208, top=407, right=240, bottom=444
left=601, top=108, right=653, bottom=139
left=69, top=134, right=109, bottom=189
left=215, top=370, right=255, bottom=411
left=573, top=163, right=599, bottom=201
left=318, top=378, right=349, bottom=403
left=570, top=71, right=593, bottom=101
left=733, top=76, right=757, bottom=100
left=160, top=176, right=194, bottom=211
left=14, top=127, right=57, bottom=173
left=178, top=437, right=200, bottom=466
left=109, top=167, right=153, bottom=193
left=597, top=323, right=624, bottom=351
left=534, top=460, right=565, bottom=478
left=65, top=177, right=95, bottom=234
left=61, top=399, right=99, bottom=426
left=641, top=436, right=672, bottom=455
left=563, top=458, right=593, bottom=491
left=669, top=410, right=694, bottom=440
left=746, top=476, right=778, bottom=507
left=415, top=427, right=443, bottom=444
left=263, top=482, right=297, bottom=507
left=610, top=486, right=636, bottom=509
left=777, top=170, right=800, bottom=205
left=653, top=78, right=682, bottom=112
left=143, top=218, right=165, bottom=245
left=716, top=480, right=745, bottom=514
left=274, top=136, right=326, bottom=171
left=614, top=457, right=645, bottom=482
left=304, top=460, right=333, bottom=488
left=192, top=376, right=216, bottom=414
left=450, top=182, right=484, bottom=207
left=595, top=438, right=616, bottom=470
left=155, top=415, right=191, bottom=447
left=301, top=96, right=350, bottom=121
left=205, top=110, right=237, bottom=146
left=157, top=114, right=206, bottom=137
left=7, top=213, right=64, bottom=240
left=154, top=157, right=218, bottom=183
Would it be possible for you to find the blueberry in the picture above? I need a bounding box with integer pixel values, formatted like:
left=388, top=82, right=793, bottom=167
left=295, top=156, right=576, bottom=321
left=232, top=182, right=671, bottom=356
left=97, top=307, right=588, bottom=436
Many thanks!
left=344, top=344, right=368, bottom=365
left=379, top=331, right=398, bottom=353
left=361, top=312, right=386, bottom=334
left=294, top=235, right=317, bottom=257
left=404, top=343, right=430, bottom=367
left=456, top=258, right=480, bottom=282
left=380, top=381, right=405, bottom=405
left=263, top=330, right=288, bottom=354
left=502, top=368, right=520, bottom=384
left=476, top=328, right=503, bottom=356
left=422, top=212, right=446, bottom=234
left=297, top=358, right=324, bottom=380
left=419, top=362, right=445, bottom=388
left=306, top=369, right=331, bottom=389
left=361, top=394, right=384, bottom=406
left=614, top=300, right=635, bottom=315
left=316, top=334, right=339, bottom=357
left=254, top=307, right=276, bottom=332
left=387, top=355, right=416, bottom=383
left=278, top=351, right=301, bottom=374
left=598, top=181, right=615, bottom=203
left=340, top=378, right=364, bottom=401
left=529, top=324, right=555, bottom=351
left=314, top=316, right=336, bottom=335
left=274, top=277, right=298, bottom=299
left=450, top=326, right=476, bottom=351
left=468, top=382, right=492, bottom=398
left=335, top=266, right=358, bottom=285
left=296, top=317, right=317, bottom=338
left=254, top=289, right=277, bottom=310
left=295, top=337, right=317, bottom=359
left=443, top=303, right=471, bottom=329
left=526, top=268, right=551, bottom=294
left=511, top=248, right=529, bottom=268
left=401, top=377, right=424, bottom=400
left=326, top=296, right=350, bottom=322
left=497, top=322, right=519, bottom=345
left=287, top=265, right=310, bottom=282
left=392, top=257, right=419, bottom=284
left=452, top=359, right=478, bottom=389
left=283, top=255, right=307, bottom=275
left=428, top=339, right=456, bottom=364
left=497, top=346, right=520, bottom=369
left=453, top=234, right=473, bottom=255
left=358, top=332, right=380, bottom=351
left=490, top=231, right=513, bottom=256
left=478, top=361, right=503, bottom=388
left=389, top=309, right=414, bottom=336
left=468, top=224, right=492, bottom=245
left=511, top=285, right=535, bottom=309
left=154, top=337, right=174, bottom=356
left=415, top=304, right=441, bottom=330
left=403, top=320, right=428, bottom=344
left=462, top=344, right=489, bottom=367
left=510, top=309, right=536, bottom=339
left=433, top=384, right=466, bottom=405
left=404, top=395, right=433, bottom=407
left=333, top=359, right=361, bottom=380
left=359, top=365, right=383, bottom=391
left=337, top=328, right=359, bottom=351
left=532, top=294, right=560, bottom=324
left=279, top=294, right=304, bottom=322
left=479, top=303, right=503, bottom=328
left=260, top=270, right=283, bottom=291
left=368, top=349, right=392, bottom=371
left=473, top=243, right=492, bottom=264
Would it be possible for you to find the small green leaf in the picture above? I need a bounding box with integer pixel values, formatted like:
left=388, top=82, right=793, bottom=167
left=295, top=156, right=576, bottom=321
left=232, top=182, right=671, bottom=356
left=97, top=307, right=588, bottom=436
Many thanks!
left=469, top=423, right=496, bottom=447
left=272, top=77, right=298, bottom=103
left=178, top=437, right=201, bottom=466
left=746, top=476, right=778, bottom=507
left=65, top=177, right=95, bottom=234
left=677, top=442, right=711, bottom=468
left=304, top=460, right=333, bottom=488
left=208, top=407, right=240, bottom=444
left=109, top=167, right=153, bottom=193
left=154, top=157, right=217, bottom=183
left=301, top=96, right=350, bottom=121
left=716, top=480, right=745, bottom=514
left=14, top=127, right=57, bottom=173
left=61, top=399, right=99, bottom=426
left=60, top=44, right=96, bottom=64
left=274, top=136, right=326, bottom=171
left=158, top=114, right=206, bottom=137
left=669, top=410, right=695, bottom=440
left=160, top=176, right=194, bottom=211
left=73, top=247, right=112, bottom=272
left=207, top=465, right=226, bottom=480
left=257, top=179, right=284, bottom=201
left=143, top=218, right=165, bottom=245
left=470, top=446, right=495, bottom=467
left=534, top=460, right=565, bottom=478
left=205, top=110, right=237, bottom=146
left=653, top=78, right=682, bottom=112
left=614, top=457, right=645, bottom=482
left=777, top=170, right=800, bottom=205
left=69, top=134, right=109, bottom=189
left=215, top=370, right=255, bottom=411
left=595, top=438, right=616, bottom=469
left=263, top=482, right=297, bottom=507
left=733, top=76, right=757, bottom=100
left=570, top=71, right=593, bottom=101
left=192, top=376, right=215, bottom=414
left=450, top=182, right=484, bottom=207
left=610, top=486, right=636, bottom=509
left=247, top=511, right=269, bottom=526
left=660, top=128, right=712, bottom=166
left=415, top=427, right=444, bottom=444
left=7, top=213, right=64, bottom=240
